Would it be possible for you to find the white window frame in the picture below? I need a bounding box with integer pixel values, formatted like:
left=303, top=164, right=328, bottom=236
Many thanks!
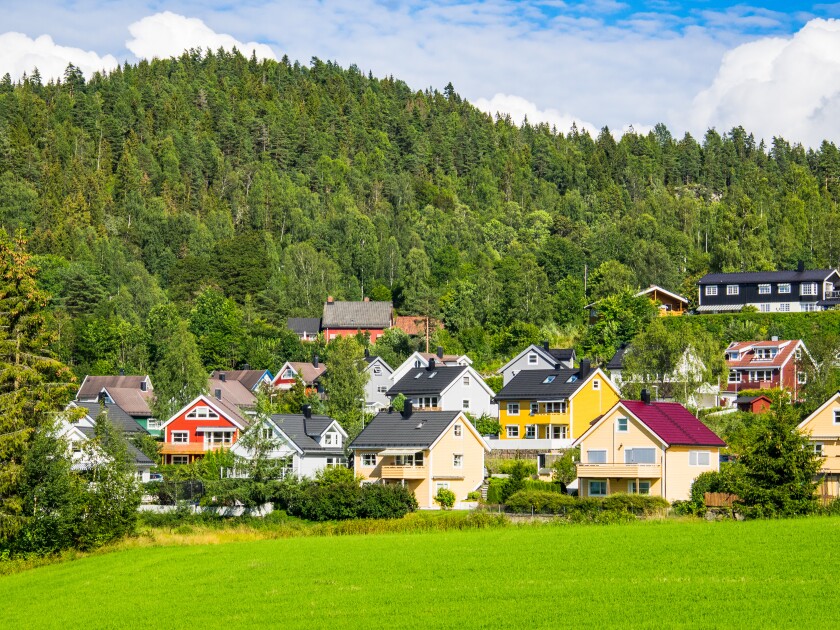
left=813, top=443, right=824, bottom=457
left=798, top=372, right=807, bottom=385
left=587, top=449, right=607, bottom=464
left=588, top=480, right=607, bottom=497
left=507, top=402, right=520, bottom=416
left=283, top=368, right=295, bottom=379
left=454, top=424, right=463, bottom=438
left=758, top=284, right=771, bottom=295
left=778, top=283, right=791, bottom=294
left=689, top=451, right=711, bottom=466
left=625, top=447, right=657, bottom=464
left=325, top=456, right=347, bottom=468
left=551, top=425, right=568, bottom=439
left=726, top=284, right=739, bottom=295
left=592, top=379, right=600, bottom=390
left=545, top=401, right=566, bottom=413
left=323, top=431, right=341, bottom=447
left=801, top=282, right=818, bottom=296
left=705, top=286, right=718, bottom=296
left=616, top=417, right=628, bottom=433
left=833, top=409, right=840, bottom=425
left=453, top=453, right=463, bottom=468
left=373, top=366, right=382, bottom=376
left=728, top=370, right=739, bottom=383
left=527, top=353, right=538, bottom=365
left=506, top=425, right=519, bottom=438
left=362, top=453, right=377, bottom=467
left=205, top=430, right=233, bottom=446
left=171, top=431, right=189, bottom=444
left=436, top=481, right=450, bottom=491
left=377, top=386, right=387, bottom=393
left=186, top=406, right=219, bottom=420
left=525, top=425, right=537, bottom=439
left=462, top=376, right=470, bottom=386
left=530, top=402, right=539, bottom=415
left=760, top=303, right=770, bottom=312
left=172, top=455, right=189, bottom=465
left=629, top=480, right=651, bottom=495
left=803, top=303, right=818, bottom=312
left=779, top=303, right=790, bottom=312
left=462, top=399, right=470, bottom=410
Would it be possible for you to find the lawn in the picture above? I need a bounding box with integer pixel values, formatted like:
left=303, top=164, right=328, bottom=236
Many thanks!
left=4, top=516, right=840, bottom=629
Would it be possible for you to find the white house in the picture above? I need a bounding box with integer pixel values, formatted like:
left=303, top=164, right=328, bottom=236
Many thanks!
left=363, top=354, right=394, bottom=412
left=390, top=348, right=472, bottom=384
left=497, top=342, right=576, bottom=386
left=386, top=361, right=498, bottom=417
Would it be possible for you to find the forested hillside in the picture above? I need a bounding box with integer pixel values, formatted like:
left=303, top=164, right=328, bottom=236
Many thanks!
left=3, top=50, right=840, bottom=376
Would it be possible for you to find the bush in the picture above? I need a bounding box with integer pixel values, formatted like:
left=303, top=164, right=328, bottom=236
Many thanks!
left=357, top=484, right=418, bottom=519
left=466, top=491, right=481, bottom=501
left=485, top=478, right=507, bottom=504
left=504, top=490, right=668, bottom=519
left=287, top=480, right=418, bottom=522
left=435, top=488, right=456, bottom=510
left=485, top=458, right=538, bottom=476
left=522, top=479, right=565, bottom=493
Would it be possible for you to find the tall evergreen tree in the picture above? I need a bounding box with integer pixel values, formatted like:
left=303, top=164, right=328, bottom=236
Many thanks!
left=152, top=319, right=207, bottom=420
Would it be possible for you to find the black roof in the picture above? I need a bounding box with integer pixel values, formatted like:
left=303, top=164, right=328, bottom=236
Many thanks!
left=75, top=401, right=147, bottom=434
left=349, top=410, right=460, bottom=449
left=287, top=317, right=321, bottom=334
left=607, top=345, right=628, bottom=371
left=549, top=348, right=575, bottom=361
left=270, top=414, right=343, bottom=453
left=493, top=368, right=592, bottom=401
left=386, top=366, right=466, bottom=396
left=698, top=269, right=837, bottom=284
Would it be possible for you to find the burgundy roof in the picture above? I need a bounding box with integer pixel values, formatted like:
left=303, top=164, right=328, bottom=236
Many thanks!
left=621, top=400, right=726, bottom=447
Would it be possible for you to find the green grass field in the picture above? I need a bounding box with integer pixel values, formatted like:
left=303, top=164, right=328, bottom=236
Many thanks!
left=4, top=517, right=840, bottom=629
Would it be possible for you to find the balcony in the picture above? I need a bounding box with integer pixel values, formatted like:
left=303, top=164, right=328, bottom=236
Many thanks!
left=380, top=465, right=428, bottom=479
left=576, top=463, right=662, bottom=478
left=826, top=290, right=840, bottom=299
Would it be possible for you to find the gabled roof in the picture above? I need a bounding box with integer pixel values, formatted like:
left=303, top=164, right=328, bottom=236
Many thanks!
left=287, top=317, right=321, bottom=335
left=735, top=395, right=772, bottom=404
left=607, top=345, right=629, bottom=371
left=698, top=269, right=839, bottom=284
left=493, top=366, right=604, bottom=401
left=210, top=369, right=272, bottom=391
left=364, top=356, right=393, bottom=373
left=497, top=344, right=575, bottom=374
left=349, top=410, right=462, bottom=449
left=617, top=400, right=725, bottom=447
left=387, top=366, right=467, bottom=396
left=207, top=377, right=257, bottom=409
left=635, top=284, right=689, bottom=304
left=160, top=394, right=250, bottom=432
left=798, top=391, right=840, bottom=430
left=276, top=361, right=327, bottom=385
left=72, top=401, right=147, bottom=434
left=322, top=300, right=392, bottom=329
left=76, top=375, right=154, bottom=417
left=725, top=340, right=804, bottom=369
left=268, top=413, right=347, bottom=454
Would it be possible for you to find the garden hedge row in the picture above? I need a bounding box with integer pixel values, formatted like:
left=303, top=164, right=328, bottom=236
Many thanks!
left=505, top=490, right=669, bottom=516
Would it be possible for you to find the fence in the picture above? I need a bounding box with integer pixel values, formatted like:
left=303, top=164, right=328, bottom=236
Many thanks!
left=704, top=492, right=739, bottom=508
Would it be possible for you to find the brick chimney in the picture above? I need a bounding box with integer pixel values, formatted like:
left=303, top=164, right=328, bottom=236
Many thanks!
left=363, top=296, right=370, bottom=302
left=327, top=296, right=334, bottom=304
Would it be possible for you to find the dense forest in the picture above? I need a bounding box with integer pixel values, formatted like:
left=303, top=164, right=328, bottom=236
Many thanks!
left=3, top=49, right=840, bottom=378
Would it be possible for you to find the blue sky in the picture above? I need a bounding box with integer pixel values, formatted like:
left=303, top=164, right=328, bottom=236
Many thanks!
left=1, top=1, right=839, bottom=145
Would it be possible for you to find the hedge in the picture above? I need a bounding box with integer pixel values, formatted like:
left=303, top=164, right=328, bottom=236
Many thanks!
left=505, top=490, right=669, bottom=517
left=287, top=482, right=418, bottom=521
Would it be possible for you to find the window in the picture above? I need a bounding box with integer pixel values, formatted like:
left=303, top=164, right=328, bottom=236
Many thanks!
left=506, top=425, right=520, bottom=438
left=373, top=366, right=382, bottom=376
left=325, top=457, right=347, bottom=468
left=801, top=282, right=818, bottom=296
left=629, top=480, right=651, bottom=495
left=587, top=449, right=607, bottom=464
left=813, top=443, right=824, bottom=457
left=416, top=396, right=438, bottom=408
left=172, top=431, right=189, bottom=444
left=834, top=409, right=840, bottom=425
left=726, top=285, right=739, bottom=295
left=778, top=283, right=791, bottom=294
left=377, top=386, right=387, bottom=393
left=453, top=454, right=463, bottom=468
left=760, top=304, right=770, bottom=312
left=186, top=406, right=219, bottom=420
left=728, top=370, right=740, bottom=383
left=507, top=402, right=520, bottom=416
left=588, top=480, right=607, bottom=497
left=283, top=368, right=294, bottom=379
left=362, top=453, right=377, bottom=467
left=592, top=379, right=600, bottom=390
left=705, top=286, right=718, bottom=296
left=758, top=284, right=771, bottom=295
left=689, top=451, right=711, bottom=466
left=749, top=370, right=774, bottom=382
left=754, top=347, right=777, bottom=360
left=462, top=399, right=470, bottom=410
left=428, top=372, right=437, bottom=379
left=525, top=425, right=537, bottom=439
left=172, top=455, right=189, bottom=465
left=462, top=376, right=470, bottom=386
left=551, top=425, right=568, bottom=439
left=798, top=372, right=807, bottom=385
left=414, top=372, right=423, bottom=379
left=545, top=401, right=566, bottom=413
left=625, top=448, right=656, bottom=464
left=436, top=481, right=450, bottom=491
left=454, top=424, right=463, bottom=437
left=616, top=417, right=628, bottom=433
left=414, top=359, right=422, bottom=367
left=803, top=303, right=819, bottom=312
left=543, top=375, right=556, bottom=384
left=795, top=347, right=803, bottom=360
left=528, top=353, right=538, bottom=365
left=530, top=402, right=539, bottom=415
left=779, top=303, right=790, bottom=312
left=323, top=431, right=341, bottom=447
left=205, top=431, right=233, bottom=446
left=260, top=427, right=273, bottom=440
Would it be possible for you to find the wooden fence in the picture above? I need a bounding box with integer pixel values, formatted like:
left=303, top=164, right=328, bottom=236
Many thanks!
left=704, top=492, right=739, bottom=507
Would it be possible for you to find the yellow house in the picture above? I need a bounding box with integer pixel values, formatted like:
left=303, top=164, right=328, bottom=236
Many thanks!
left=492, top=361, right=620, bottom=443
left=349, top=408, right=489, bottom=509
left=573, top=394, right=726, bottom=501
left=798, top=392, right=840, bottom=497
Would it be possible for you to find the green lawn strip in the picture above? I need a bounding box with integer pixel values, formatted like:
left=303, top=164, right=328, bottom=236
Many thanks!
left=3, top=518, right=840, bottom=629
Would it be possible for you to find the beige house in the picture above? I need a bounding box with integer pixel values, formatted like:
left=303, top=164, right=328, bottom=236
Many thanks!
left=798, top=392, right=840, bottom=497
left=350, top=407, right=489, bottom=508
left=573, top=393, right=726, bottom=502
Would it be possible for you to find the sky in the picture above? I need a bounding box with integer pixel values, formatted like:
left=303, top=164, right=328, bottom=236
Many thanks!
left=1, top=1, right=840, bottom=146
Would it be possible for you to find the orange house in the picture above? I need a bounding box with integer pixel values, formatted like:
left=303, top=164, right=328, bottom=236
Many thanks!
left=159, top=395, right=249, bottom=465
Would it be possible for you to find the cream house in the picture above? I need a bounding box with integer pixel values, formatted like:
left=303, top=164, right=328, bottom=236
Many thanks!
left=798, top=392, right=840, bottom=497
left=349, top=406, right=489, bottom=508
left=573, top=392, right=726, bottom=502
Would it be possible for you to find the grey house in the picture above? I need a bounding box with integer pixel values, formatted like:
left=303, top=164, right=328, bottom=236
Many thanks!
left=363, top=353, right=394, bottom=412
left=386, top=360, right=498, bottom=417
left=497, top=342, right=577, bottom=386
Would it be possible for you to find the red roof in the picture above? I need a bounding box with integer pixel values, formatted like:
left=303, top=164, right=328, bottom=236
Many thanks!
left=621, top=400, right=726, bottom=447
left=725, top=340, right=801, bottom=369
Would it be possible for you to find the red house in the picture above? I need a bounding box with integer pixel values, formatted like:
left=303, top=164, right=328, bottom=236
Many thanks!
left=321, top=297, right=392, bottom=342
left=722, top=339, right=809, bottom=405
left=272, top=359, right=327, bottom=392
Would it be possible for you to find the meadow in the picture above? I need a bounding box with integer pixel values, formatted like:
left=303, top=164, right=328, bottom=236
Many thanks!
left=3, top=516, right=840, bottom=629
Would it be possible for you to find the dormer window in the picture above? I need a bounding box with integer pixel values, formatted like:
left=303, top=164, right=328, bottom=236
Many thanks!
left=323, top=430, right=341, bottom=447
left=754, top=348, right=777, bottom=360
left=778, top=283, right=791, bottom=294
left=283, top=368, right=294, bottom=379
left=140, top=380, right=148, bottom=392
left=528, top=353, right=538, bottom=365
left=726, top=285, right=739, bottom=296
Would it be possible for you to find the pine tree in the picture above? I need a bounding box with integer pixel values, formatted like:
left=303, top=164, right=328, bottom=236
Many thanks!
left=151, top=319, right=207, bottom=420
left=0, top=230, right=76, bottom=544
left=322, top=336, right=368, bottom=429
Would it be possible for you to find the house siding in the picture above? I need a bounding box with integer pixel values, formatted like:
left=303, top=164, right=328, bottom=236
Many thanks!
left=800, top=397, right=840, bottom=497
left=364, top=362, right=393, bottom=411
left=501, top=352, right=566, bottom=386
left=439, top=371, right=497, bottom=417
left=162, top=400, right=240, bottom=464
left=324, top=327, right=386, bottom=342
left=664, top=446, right=719, bottom=502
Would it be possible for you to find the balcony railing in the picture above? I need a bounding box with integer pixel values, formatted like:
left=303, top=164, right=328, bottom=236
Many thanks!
left=380, top=465, right=428, bottom=479
left=485, top=437, right=574, bottom=450
left=576, top=463, right=662, bottom=478
left=826, top=290, right=840, bottom=299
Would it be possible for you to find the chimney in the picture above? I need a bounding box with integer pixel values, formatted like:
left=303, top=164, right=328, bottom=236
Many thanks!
left=401, top=401, right=414, bottom=418
left=427, top=358, right=436, bottom=371
left=364, top=348, right=370, bottom=358
left=797, top=260, right=805, bottom=273
left=219, top=372, right=226, bottom=382
left=436, top=346, right=444, bottom=359
left=641, top=389, right=651, bottom=405
left=363, top=296, right=370, bottom=302
left=302, top=404, right=312, bottom=419
left=140, top=380, right=147, bottom=392
left=771, top=336, right=779, bottom=342
left=242, top=363, right=250, bottom=371
left=97, top=391, right=107, bottom=405
left=327, top=296, right=334, bottom=304
left=313, top=355, right=319, bottom=368
left=579, top=359, right=591, bottom=379
left=543, top=340, right=550, bottom=351
left=214, top=388, right=222, bottom=401
left=119, top=368, right=125, bottom=376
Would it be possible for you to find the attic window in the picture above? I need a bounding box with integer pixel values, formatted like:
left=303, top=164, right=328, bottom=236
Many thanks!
left=566, top=375, right=578, bottom=383
left=428, top=372, right=437, bottom=378
left=528, top=353, right=538, bottom=365
left=542, top=375, right=556, bottom=384
left=414, top=373, right=423, bottom=379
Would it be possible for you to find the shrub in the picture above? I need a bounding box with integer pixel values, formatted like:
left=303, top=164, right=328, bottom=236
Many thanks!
left=435, top=488, right=456, bottom=510
left=505, top=490, right=668, bottom=518
left=357, top=484, right=418, bottom=519
left=522, top=479, right=565, bottom=494
left=288, top=480, right=418, bottom=522
left=485, top=478, right=507, bottom=504
left=466, top=491, right=481, bottom=501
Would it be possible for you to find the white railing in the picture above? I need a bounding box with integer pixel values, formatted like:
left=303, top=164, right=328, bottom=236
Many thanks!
left=484, top=437, right=574, bottom=450
left=826, top=290, right=840, bottom=299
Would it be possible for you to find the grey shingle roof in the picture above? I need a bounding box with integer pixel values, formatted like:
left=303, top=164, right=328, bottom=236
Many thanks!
left=76, top=401, right=147, bottom=434
left=549, top=348, right=575, bottom=362
left=386, top=366, right=465, bottom=396
left=607, top=345, right=628, bottom=371
left=698, top=269, right=836, bottom=284
left=210, top=369, right=271, bottom=391
left=349, top=410, right=460, bottom=449
left=76, top=376, right=154, bottom=417
left=493, top=368, right=590, bottom=401
left=322, top=301, right=392, bottom=329
left=270, top=414, right=343, bottom=454
left=287, top=317, right=321, bottom=335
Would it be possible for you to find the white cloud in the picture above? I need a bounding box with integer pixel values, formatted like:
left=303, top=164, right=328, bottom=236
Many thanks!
left=474, top=93, right=598, bottom=134
left=688, top=18, right=840, bottom=146
left=126, top=11, right=276, bottom=61
left=0, top=32, right=118, bottom=81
